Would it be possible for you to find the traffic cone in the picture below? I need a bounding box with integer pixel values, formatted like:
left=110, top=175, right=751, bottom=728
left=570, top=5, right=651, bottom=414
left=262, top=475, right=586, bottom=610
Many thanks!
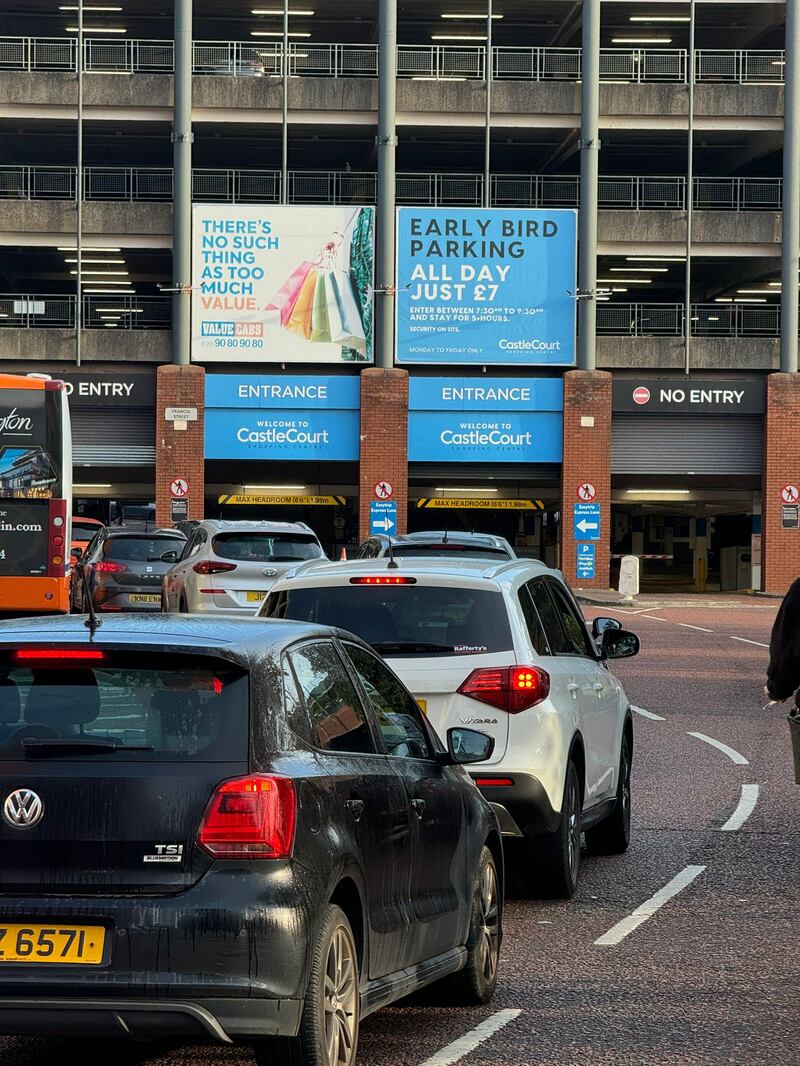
left=339, top=547, right=347, bottom=561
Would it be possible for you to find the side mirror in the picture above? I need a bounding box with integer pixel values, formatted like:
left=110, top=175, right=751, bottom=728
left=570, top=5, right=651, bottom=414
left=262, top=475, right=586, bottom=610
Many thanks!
left=445, top=727, right=495, bottom=766
left=72, top=546, right=83, bottom=560
left=592, top=616, right=622, bottom=639
left=601, top=628, right=640, bottom=660
left=160, top=549, right=179, bottom=564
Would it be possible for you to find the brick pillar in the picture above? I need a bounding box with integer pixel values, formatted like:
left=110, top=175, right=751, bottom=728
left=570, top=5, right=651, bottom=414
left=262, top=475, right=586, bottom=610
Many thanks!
left=560, top=369, right=612, bottom=588
left=359, top=367, right=409, bottom=540
left=762, top=373, right=800, bottom=594
left=156, top=364, right=205, bottom=527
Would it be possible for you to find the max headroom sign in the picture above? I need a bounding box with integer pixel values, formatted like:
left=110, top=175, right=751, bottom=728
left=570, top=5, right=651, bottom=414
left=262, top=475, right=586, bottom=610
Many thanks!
left=612, top=378, right=765, bottom=415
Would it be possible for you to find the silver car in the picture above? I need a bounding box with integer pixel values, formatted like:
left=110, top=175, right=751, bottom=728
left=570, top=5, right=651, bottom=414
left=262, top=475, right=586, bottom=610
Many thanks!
left=161, top=520, right=325, bottom=616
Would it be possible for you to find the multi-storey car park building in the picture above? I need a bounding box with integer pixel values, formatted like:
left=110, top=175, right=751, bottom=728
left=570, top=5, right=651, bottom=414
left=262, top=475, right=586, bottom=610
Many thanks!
left=0, top=0, right=798, bottom=593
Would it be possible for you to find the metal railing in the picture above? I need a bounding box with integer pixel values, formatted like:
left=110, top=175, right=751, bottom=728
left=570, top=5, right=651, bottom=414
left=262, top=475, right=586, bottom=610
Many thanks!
left=0, top=294, right=170, bottom=329
left=596, top=303, right=781, bottom=337
left=0, top=37, right=787, bottom=84
left=0, top=166, right=784, bottom=211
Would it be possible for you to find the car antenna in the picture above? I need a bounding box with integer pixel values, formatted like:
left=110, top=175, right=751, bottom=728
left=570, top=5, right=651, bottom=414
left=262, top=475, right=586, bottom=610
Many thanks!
left=77, top=556, right=102, bottom=639
left=442, top=530, right=449, bottom=544
left=386, top=536, right=399, bottom=570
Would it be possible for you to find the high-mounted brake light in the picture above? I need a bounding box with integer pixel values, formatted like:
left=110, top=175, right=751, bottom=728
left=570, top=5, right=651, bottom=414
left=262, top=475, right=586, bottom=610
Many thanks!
left=458, top=665, right=550, bottom=714
left=13, top=649, right=107, bottom=662
left=193, top=560, right=237, bottom=575
left=198, top=775, right=296, bottom=860
left=349, top=576, right=417, bottom=585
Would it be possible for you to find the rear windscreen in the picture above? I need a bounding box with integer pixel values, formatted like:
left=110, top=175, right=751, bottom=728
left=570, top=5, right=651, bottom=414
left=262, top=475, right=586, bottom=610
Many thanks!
left=0, top=657, right=248, bottom=761
left=104, top=537, right=183, bottom=562
left=213, top=532, right=322, bottom=563
left=392, top=544, right=509, bottom=560
left=267, top=585, right=513, bottom=656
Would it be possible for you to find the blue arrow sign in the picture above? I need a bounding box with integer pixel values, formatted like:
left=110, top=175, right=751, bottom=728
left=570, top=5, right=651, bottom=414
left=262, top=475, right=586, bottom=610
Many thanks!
left=576, top=543, right=596, bottom=580
left=574, top=502, right=601, bottom=542
left=370, top=500, right=397, bottom=536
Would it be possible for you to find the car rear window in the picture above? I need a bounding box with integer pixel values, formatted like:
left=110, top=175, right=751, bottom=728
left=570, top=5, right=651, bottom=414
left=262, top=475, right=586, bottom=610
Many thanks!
left=212, top=532, right=322, bottom=563
left=392, top=544, right=509, bottom=560
left=0, top=655, right=248, bottom=761
left=72, top=521, right=102, bottom=538
left=104, top=537, right=183, bottom=562
left=267, top=584, right=513, bottom=656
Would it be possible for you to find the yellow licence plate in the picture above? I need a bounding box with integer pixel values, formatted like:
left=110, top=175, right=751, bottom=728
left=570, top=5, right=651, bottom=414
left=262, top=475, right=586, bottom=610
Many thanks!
left=0, top=924, right=106, bottom=965
left=129, top=594, right=160, bottom=605
left=246, top=591, right=267, bottom=603
left=416, top=698, right=427, bottom=715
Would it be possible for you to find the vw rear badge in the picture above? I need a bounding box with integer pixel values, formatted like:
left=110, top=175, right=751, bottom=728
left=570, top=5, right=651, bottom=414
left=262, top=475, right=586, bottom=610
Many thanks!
left=3, top=789, right=44, bottom=830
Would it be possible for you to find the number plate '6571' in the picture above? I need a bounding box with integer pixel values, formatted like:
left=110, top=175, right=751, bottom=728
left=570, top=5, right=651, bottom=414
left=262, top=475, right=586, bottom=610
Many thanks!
left=0, top=924, right=106, bottom=964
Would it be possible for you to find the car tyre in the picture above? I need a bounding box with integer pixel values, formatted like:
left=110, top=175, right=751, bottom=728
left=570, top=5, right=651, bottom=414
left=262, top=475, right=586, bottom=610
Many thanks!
left=254, top=904, right=359, bottom=1066
left=529, top=759, right=582, bottom=899
left=439, top=845, right=501, bottom=1005
left=179, top=595, right=189, bottom=614
left=585, top=735, right=632, bottom=856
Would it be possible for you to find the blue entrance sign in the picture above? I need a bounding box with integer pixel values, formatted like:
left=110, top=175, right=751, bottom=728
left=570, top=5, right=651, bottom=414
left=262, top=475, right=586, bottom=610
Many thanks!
left=205, top=374, right=360, bottom=461
left=396, top=208, right=577, bottom=366
left=408, top=377, right=563, bottom=464
left=576, top=543, right=596, bottom=580
left=573, top=502, right=601, bottom=542
left=370, top=500, right=397, bottom=536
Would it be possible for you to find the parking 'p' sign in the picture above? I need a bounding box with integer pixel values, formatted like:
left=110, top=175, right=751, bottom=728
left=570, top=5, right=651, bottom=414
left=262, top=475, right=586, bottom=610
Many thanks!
left=781, top=484, right=799, bottom=504
left=170, top=478, right=189, bottom=499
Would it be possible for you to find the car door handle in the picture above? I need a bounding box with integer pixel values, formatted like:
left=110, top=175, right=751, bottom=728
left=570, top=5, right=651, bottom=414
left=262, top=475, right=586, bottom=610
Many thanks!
left=567, top=683, right=580, bottom=697
left=343, top=799, right=365, bottom=822
left=593, top=683, right=605, bottom=693
left=410, top=798, right=426, bottom=818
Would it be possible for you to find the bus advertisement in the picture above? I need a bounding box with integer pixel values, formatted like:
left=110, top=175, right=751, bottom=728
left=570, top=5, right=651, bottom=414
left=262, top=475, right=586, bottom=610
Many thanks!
left=0, top=374, right=72, bottom=614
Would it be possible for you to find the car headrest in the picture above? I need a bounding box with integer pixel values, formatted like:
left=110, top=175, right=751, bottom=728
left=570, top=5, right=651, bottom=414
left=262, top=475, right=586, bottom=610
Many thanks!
left=0, top=677, right=21, bottom=726
left=25, top=670, right=101, bottom=730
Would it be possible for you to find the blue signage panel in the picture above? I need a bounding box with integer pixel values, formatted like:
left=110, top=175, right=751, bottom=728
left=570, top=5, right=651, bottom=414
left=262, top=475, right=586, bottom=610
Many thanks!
left=396, top=208, right=577, bottom=366
left=574, top=503, right=601, bottom=542
left=409, top=377, right=563, bottom=412
left=205, top=374, right=359, bottom=410
left=370, top=500, right=397, bottom=535
left=576, top=543, right=596, bottom=580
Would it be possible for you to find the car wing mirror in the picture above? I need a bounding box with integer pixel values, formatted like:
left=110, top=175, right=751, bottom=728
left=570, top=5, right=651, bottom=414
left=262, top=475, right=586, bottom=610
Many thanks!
left=601, top=628, right=640, bottom=660
left=444, top=727, right=495, bottom=766
left=72, top=545, right=83, bottom=560
left=160, top=549, right=179, bottom=564
left=592, top=616, right=622, bottom=639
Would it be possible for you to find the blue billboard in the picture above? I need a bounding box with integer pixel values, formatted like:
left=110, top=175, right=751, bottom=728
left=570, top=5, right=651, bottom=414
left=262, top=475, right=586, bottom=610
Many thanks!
left=205, top=374, right=359, bottom=461
left=408, top=377, right=563, bottom=464
left=396, top=208, right=577, bottom=367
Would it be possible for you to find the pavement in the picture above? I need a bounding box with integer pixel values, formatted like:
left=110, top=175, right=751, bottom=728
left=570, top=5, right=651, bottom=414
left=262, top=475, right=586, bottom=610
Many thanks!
left=1, top=601, right=797, bottom=1066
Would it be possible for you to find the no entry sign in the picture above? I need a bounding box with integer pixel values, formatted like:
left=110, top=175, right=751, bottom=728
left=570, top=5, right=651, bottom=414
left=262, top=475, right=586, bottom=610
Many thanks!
left=170, top=478, right=190, bottom=499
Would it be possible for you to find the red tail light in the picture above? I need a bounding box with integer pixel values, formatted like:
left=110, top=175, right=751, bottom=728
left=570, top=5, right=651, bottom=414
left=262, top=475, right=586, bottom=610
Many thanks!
left=193, top=560, right=237, bottom=575
left=458, top=665, right=550, bottom=714
left=349, top=576, right=416, bottom=585
left=474, top=777, right=515, bottom=787
left=47, top=499, right=68, bottom=578
left=92, top=560, right=127, bottom=574
left=13, top=649, right=107, bottom=662
left=198, top=775, right=296, bottom=860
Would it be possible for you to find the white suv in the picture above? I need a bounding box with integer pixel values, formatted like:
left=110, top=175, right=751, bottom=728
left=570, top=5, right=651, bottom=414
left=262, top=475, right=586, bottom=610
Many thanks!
left=259, top=556, right=639, bottom=898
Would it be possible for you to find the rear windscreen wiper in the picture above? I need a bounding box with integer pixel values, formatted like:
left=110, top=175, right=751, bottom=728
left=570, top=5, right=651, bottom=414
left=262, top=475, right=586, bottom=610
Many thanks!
left=371, top=641, right=455, bottom=654
left=22, top=738, right=155, bottom=757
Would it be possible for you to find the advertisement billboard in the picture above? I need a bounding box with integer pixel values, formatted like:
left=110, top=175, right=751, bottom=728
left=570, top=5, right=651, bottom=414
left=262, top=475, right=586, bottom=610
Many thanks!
left=408, top=377, right=563, bottom=463
left=192, top=205, right=374, bottom=365
left=205, top=374, right=360, bottom=461
left=396, top=208, right=577, bottom=366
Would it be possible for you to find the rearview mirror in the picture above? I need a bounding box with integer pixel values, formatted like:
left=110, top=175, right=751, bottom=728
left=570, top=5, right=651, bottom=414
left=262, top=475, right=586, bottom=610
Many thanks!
left=160, top=549, right=179, bottom=564
left=592, top=616, right=622, bottom=639
left=601, top=628, right=640, bottom=660
left=445, top=727, right=495, bottom=766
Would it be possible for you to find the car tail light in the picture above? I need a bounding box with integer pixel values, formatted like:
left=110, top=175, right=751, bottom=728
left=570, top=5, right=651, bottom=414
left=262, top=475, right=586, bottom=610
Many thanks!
left=474, top=777, right=514, bottom=787
left=92, top=560, right=127, bottom=574
left=47, top=499, right=68, bottom=578
left=458, top=665, right=550, bottom=714
left=198, top=775, right=296, bottom=860
left=349, top=576, right=417, bottom=585
left=13, top=649, right=107, bottom=662
left=193, top=560, right=237, bottom=575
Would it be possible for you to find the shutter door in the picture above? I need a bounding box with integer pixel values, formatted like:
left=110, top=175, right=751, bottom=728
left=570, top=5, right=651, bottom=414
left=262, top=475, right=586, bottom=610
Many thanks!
left=612, top=414, right=763, bottom=475
left=71, top=407, right=155, bottom=466
left=410, top=463, right=561, bottom=483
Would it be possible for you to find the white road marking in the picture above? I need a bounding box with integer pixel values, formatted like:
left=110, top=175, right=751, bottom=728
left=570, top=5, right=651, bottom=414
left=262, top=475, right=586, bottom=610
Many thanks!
left=616, top=607, right=663, bottom=615
left=678, top=622, right=714, bottom=633
left=642, top=614, right=670, bottom=622
left=730, top=635, right=769, bottom=649
left=720, top=784, right=760, bottom=832
left=688, top=731, right=749, bottom=766
left=418, top=1009, right=523, bottom=1066
left=632, top=705, right=665, bottom=721
left=594, top=865, right=707, bottom=947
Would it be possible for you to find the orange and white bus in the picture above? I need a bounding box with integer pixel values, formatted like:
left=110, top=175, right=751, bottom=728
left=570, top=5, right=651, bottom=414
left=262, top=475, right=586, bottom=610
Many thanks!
left=0, top=373, right=72, bottom=615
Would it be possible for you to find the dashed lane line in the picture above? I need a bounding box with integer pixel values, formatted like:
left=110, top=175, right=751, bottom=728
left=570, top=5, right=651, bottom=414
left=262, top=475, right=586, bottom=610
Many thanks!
left=730, top=635, right=769, bottom=649
left=720, top=784, right=760, bottom=832
left=678, top=622, right=714, bottom=633
left=594, top=865, right=707, bottom=947
left=632, top=705, right=666, bottom=721
left=688, top=731, right=749, bottom=766
left=418, top=1009, right=523, bottom=1066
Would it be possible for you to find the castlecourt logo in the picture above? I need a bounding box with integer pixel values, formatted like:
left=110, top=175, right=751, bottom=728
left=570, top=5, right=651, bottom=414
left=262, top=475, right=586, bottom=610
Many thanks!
left=498, top=338, right=562, bottom=351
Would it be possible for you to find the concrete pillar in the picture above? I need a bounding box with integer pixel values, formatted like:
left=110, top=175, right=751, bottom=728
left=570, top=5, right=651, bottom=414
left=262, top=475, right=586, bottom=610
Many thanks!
left=762, top=373, right=800, bottom=592
left=560, top=369, right=612, bottom=587
left=750, top=492, right=762, bottom=592
left=631, top=529, right=645, bottom=556
left=359, top=367, right=408, bottom=541
left=156, top=364, right=205, bottom=527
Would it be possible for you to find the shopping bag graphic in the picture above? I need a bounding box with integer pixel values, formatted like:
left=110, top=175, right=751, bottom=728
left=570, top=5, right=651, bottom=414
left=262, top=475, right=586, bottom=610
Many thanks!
left=325, top=271, right=366, bottom=353
left=286, top=269, right=319, bottom=339
left=264, top=259, right=314, bottom=325
left=310, top=271, right=332, bottom=342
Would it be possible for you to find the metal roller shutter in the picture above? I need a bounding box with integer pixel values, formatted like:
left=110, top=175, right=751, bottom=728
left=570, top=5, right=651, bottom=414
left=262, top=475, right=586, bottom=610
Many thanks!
left=612, top=414, right=762, bottom=474
left=410, top=463, right=561, bottom=483
left=70, top=407, right=155, bottom=466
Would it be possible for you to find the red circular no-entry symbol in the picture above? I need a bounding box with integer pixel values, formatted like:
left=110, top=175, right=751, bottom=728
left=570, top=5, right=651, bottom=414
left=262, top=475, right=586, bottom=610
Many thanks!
left=170, top=478, right=189, bottom=499
left=781, top=484, right=799, bottom=504
left=374, top=481, right=394, bottom=500
left=577, top=482, right=597, bottom=502
left=632, top=386, right=651, bottom=405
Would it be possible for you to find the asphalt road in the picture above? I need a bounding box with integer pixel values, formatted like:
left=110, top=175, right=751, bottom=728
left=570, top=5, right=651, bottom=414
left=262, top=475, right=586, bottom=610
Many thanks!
left=2, top=600, right=797, bottom=1066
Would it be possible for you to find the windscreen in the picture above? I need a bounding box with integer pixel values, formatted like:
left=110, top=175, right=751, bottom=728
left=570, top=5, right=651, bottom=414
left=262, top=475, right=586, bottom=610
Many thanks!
left=73, top=521, right=102, bottom=539
left=0, top=656, right=248, bottom=761
left=213, top=532, right=322, bottom=563
left=268, top=584, right=513, bottom=656
left=392, top=544, right=509, bottom=560
left=104, top=536, right=183, bottom=562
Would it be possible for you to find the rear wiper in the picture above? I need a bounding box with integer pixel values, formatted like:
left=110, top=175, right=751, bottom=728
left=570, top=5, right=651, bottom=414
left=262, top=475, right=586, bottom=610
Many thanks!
left=371, top=641, right=455, bottom=654
left=22, top=738, right=155, bottom=757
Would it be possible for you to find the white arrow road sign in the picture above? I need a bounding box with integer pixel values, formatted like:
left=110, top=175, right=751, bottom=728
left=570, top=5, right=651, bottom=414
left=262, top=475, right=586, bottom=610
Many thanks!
left=373, top=517, right=395, bottom=532
left=577, top=519, right=599, bottom=533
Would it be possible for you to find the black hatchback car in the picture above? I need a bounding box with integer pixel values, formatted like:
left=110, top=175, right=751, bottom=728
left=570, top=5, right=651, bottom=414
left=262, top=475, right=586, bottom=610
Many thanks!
left=0, top=615, right=503, bottom=1066
left=71, top=528, right=186, bottom=613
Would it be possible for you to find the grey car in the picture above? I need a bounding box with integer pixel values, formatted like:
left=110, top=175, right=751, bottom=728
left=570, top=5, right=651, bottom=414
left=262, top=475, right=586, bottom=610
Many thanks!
left=162, top=520, right=326, bottom=616
left=71, top=528, right=187, bottom=613
left=356, top=531, right=517, bottom=561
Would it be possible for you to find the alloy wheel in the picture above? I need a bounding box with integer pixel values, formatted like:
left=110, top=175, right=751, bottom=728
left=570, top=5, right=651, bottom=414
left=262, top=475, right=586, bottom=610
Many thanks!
left=566, top=777, right=581, bottom=881
left=476, top=861, right=500, bottom=984
left=323, top=926, right=357, bottom=1066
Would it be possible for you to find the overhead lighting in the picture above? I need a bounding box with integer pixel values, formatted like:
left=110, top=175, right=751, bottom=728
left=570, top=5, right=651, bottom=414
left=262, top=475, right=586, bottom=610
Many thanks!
left=715, top=298, right=733, bottom=303
left=611, top=37, right=672, bottom=44
left=434, top=487, right=498, bottom=493
left=598, top=277, right=652, bottom=284
left=66, top=25, right=127, bottom=32
left=243, top=484, right=307, bottom=491
left=596, top=296, right=610, bottom=301
left=769, top=281, right=782, bottom=286
left=441, top=12, right=503, bottom=18
left=773, top=60, right=786, bottom=67
left=84, top=289, right=136, bottom=294
left=250, top=30, right=311, bottom=36
left=431, top=34, right=488, bottom=40
left=70, top=270, right=129, bottom=276
left=74, top=483, right=112, bottom=489
left=737, top=289, right=779, bottom=295
left=626, top=489, right=690, bottom=496
left=96, top=307, right=142, bottom=312
left=708, top=316, right=720, bottom=322
left=610, top=266, right=668, bottom=273
left=60, top=5, right=122, bottom=9
left=58, top=245, right=121, bottom=252
left=64, top=257, right=125, bottom=264
left=412, top=75, right=467, bottom=81
left=100, top=315, right=121, bottom=320
left=629, top=16, right=690, bottom=23
left=612, top=287, right=628, bottom=292
left=734, top=298, right=767, bottom=303
left=626, top=256, right=685, bottom=262
left=251, top=7, right=315, bottom=13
